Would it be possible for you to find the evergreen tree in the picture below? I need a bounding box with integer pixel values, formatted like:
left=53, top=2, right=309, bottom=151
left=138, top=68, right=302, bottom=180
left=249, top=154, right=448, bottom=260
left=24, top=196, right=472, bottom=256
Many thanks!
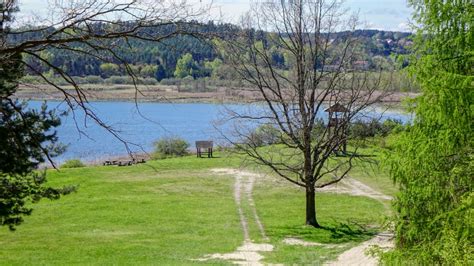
left=154, top=62, right=166, bottom=81
left=385, top=0, right=473, bottom=263
left=0, top=1, right=74, bottom=231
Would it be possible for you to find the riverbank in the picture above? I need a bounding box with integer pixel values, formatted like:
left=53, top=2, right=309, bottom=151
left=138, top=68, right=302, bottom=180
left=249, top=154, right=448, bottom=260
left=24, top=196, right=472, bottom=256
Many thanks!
left=16, top=83, right=419, bottom=104
left=26, top=100, right=411, bottom=164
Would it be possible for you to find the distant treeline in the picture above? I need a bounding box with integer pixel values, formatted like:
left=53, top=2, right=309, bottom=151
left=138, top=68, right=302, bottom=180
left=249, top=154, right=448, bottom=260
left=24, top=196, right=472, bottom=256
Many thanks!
left=11, top=21, right=412, bottom=81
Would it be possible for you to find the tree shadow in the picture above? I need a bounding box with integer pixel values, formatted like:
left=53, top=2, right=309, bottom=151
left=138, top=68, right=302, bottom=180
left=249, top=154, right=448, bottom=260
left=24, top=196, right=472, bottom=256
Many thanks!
left=334, top=151, right=377, bottom=158
left=268, top=220, right=377, bottom=244
left=319, top=222, right=377, bottom=243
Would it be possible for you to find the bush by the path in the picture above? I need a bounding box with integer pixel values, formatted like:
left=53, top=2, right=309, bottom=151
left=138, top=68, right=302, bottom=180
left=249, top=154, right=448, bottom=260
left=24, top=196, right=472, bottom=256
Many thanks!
left=152, top=137, right=189, bottom=159
left=61, top=159, right=85, bottom=168
left=349, top=118, right=403, bottom=139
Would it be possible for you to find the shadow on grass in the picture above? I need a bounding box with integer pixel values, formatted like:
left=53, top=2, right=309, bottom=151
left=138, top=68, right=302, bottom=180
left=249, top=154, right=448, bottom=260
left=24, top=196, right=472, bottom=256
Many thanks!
left=322, top=222, right=376, bottom=242
left=267, top=220, right=377, bottom=244
left=334, top=151, right=377, bottom=158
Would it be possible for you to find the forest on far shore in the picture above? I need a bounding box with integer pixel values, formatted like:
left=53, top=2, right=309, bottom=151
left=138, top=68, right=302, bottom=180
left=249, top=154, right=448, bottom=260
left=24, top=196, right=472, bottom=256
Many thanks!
left=13, top=22, right=412, bottom=83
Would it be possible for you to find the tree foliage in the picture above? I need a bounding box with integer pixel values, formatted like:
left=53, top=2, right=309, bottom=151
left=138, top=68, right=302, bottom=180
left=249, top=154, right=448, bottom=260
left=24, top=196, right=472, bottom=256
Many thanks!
left=13, top=22, right=413, bottom=81
left=99, top=63, right=121, bottom=78
left=174, top=53, right=196, bottom=78
left=0, top=1, right=74, bottom=230
left=385, top=0, right=473, bottom=264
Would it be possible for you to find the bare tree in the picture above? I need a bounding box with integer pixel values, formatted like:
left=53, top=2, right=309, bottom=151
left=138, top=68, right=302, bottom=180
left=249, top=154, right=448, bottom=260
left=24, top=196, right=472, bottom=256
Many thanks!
left=0, top=0, right=210, bottom=164
left=220, top=0, right=390, bottom=227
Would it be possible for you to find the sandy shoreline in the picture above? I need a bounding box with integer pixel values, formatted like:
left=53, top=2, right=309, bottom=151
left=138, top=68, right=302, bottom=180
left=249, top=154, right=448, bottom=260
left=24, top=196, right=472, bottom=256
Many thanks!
left=15, top=83, right=419, bottom=104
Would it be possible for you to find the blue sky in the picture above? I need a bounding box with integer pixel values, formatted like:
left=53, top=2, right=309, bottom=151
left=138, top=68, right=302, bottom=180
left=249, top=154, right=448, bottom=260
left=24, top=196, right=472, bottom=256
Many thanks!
left=345, top=0, right=413, bottom=31
left=18, top=0, right=413, bottom=32
left=210, top=0, right=413, bottom=31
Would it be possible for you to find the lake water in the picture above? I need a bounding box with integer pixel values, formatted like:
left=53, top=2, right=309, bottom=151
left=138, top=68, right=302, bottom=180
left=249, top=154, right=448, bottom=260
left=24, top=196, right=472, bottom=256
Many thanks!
left=26, top=101, right=411, bottom=163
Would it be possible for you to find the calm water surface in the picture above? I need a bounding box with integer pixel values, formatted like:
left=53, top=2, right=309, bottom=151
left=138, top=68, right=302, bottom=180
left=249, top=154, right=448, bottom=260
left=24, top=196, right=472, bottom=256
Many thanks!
left=27, top=101, right=411, bottom=163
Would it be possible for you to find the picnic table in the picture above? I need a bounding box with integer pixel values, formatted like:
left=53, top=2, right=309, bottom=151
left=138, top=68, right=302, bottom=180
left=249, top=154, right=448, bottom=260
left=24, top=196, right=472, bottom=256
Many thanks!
left=103, top=158, right=146, bottom=166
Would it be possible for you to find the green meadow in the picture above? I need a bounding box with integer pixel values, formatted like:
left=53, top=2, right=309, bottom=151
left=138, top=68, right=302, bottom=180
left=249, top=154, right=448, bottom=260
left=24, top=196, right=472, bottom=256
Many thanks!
left=0, top=153, right=392, bottom=265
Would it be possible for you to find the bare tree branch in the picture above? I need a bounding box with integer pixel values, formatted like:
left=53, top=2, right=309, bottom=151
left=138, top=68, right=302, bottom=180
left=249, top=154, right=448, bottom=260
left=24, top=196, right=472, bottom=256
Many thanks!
left=218, top=0, right=392, bottom=227
left=1, top=0, right=213, bottom=162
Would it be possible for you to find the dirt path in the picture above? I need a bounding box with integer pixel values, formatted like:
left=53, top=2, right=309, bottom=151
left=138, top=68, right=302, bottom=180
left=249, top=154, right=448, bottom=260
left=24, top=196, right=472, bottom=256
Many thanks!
left=324, top=232, right=394, bottom=266
left=320, top=178, right=394, bottom=265
left=199, top=168, right=393, bottom=265
left=318, top=178, right=393, bottom=201
left=198, top=168, right=273, bottom=265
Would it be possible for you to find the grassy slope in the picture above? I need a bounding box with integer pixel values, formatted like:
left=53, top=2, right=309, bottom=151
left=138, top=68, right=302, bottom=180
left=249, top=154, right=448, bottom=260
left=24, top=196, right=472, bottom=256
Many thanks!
left=349, top=143, right=398, bottom=197
left=254, top=176, right=386, bottom=264
left=0, top=153, right=392, bottom=265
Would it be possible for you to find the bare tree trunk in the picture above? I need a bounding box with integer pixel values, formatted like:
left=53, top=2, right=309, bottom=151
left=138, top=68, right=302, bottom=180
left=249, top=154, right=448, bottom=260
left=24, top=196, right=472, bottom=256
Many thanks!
left=305, top=185, right=320, bottom=227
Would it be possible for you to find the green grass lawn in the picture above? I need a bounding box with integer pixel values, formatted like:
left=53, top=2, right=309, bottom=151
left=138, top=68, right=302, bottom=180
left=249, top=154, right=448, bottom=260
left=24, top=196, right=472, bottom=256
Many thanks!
left=348, top=142, right=398, bottom=197
left=0, top=152, right=392, bottom=265
left=253, top=175, right=386, bottom=264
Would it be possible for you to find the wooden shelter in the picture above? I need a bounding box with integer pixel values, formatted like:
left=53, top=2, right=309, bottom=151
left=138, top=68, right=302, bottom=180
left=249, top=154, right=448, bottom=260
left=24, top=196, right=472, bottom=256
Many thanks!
left=325, top=103, right=349, bottom=153
left=195, top=140, right=213, bottom=158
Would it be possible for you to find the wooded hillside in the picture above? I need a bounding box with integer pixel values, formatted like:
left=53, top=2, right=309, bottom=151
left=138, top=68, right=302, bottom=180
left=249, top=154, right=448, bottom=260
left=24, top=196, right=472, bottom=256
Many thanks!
left=12, top=22, right=412, bottom=81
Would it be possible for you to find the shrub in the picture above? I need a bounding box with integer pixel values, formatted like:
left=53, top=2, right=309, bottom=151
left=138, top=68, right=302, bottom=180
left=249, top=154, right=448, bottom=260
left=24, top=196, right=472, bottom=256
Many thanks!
left=73, top=77, right=86, bottom=84
left=62, top=159, right=85, bottom=168
left=84, top=75, right=104, bottom=84
left=349, top=118, right=402, bottom=139
left=152, top=137, right=189, bottom=159
left=349, top=120, right=376, bottom=139
left=246, top=124, right=282, bottom=147
left=138, top=77, right=158, bottom=85
left=311, top=119, right=326, bottom=141
left=21, top=75, right=43, bottom=84
left=104, top=75, right=131, bottom=84
left=160, top=78, right=179, bottom=85
left=381, top=118, right=403, bottom=134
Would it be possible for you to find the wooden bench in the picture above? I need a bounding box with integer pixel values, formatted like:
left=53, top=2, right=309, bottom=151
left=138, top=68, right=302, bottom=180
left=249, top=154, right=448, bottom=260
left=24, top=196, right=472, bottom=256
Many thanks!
left=196, top=140, right=213, bottom=158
